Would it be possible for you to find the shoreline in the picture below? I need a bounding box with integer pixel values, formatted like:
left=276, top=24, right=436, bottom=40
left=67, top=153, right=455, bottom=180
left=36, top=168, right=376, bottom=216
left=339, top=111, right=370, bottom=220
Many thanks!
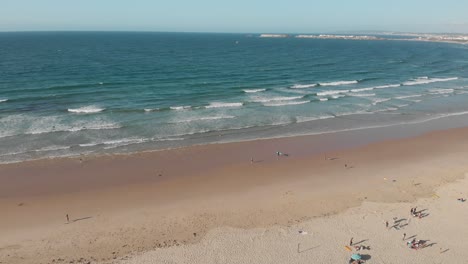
left=2, top=124, right=468, bottom=263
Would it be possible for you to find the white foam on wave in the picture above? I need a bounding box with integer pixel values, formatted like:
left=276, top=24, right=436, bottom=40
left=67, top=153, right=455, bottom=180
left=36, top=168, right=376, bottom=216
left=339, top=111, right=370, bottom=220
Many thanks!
left=317, top=90, right=349, bottom=96
left=429, top=88, right=454, bottom=95
left=79, top=143, right=99, bottom=147
left=374, top=84, right=401, bottom=89
left=34, top=145, right=71, bottom=152
left=319, top=98, right=328, bottom=101
left=290, top=83, right=317, bottom=89
left=68, top=106, right=105, bottom=114
left=403, top=77, right=458, bottom=86
left=335, top=110, right=371, bottom=117
left=331, top=95, right=345, bottom=99
left=152, top=137, right=185, bottom=141
left=243, top=89, right=266, bottom=93
left=263, top=100, right=310, bottom=107
left=251, top=96, right=303, bottom=103
left=395, top=94, right=423, bottom=99
left=172, top=115, right=235, bottom=123
left=372, top=98, right=391, bottom=105
left=372, top=107, right=399, bottom=113
left=170, top=106, right=191, bottom=110
left=296, top=115, right=335, bottom=123
left=102, top=138, right=149, bottom=149
left=205, top=102, right=243, bottom=109
left=350, top=93, right=376, bottom=97
left=350, top=87, right=373, bottom=93
left=319, top=80, right=358, bottom=86
left=144, top=108, right=160, bottom=112
left=0, top=114, right=122, bottom=139
left=0, top=99, right=8, bottom=103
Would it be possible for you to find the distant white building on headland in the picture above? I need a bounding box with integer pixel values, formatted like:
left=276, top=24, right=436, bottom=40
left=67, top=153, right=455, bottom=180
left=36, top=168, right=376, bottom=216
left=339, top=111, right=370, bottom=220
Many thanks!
left=259, top=34, right=289, bottom=38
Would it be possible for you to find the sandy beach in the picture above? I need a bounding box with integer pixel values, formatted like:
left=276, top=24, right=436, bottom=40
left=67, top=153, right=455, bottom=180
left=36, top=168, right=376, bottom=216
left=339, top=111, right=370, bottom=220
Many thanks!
left=2, top=125, right=468, bottom=264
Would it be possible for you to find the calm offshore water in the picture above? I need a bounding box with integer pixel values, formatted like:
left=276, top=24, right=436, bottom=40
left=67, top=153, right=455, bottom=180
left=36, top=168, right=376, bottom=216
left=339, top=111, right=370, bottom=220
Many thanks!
left=1, top=32, right=468, bottom=163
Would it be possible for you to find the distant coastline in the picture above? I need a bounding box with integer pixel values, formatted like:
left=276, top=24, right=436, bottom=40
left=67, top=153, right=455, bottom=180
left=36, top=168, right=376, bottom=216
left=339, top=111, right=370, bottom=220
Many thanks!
left=258, top=32, right=468, bottom=44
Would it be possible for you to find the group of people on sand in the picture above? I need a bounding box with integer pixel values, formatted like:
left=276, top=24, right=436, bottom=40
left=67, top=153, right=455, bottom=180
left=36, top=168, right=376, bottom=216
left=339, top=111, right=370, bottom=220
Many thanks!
left=410, top=207, right=423, bottom=218
left=407, top=238, right=426, bottom=250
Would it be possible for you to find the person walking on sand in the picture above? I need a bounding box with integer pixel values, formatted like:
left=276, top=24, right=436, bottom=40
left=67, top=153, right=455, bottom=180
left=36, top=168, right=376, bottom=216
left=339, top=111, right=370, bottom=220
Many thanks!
left=349, top=237, right=353, bottom=246
left=403, top=233, right=406, bottom=240
left=66, top=214, right=69, bottom=223
left=386, top=221, right=389, bottom=229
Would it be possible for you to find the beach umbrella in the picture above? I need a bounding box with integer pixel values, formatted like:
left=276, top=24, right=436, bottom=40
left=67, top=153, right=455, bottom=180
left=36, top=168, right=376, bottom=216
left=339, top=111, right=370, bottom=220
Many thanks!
left=351, top=254, right=362, bottom=260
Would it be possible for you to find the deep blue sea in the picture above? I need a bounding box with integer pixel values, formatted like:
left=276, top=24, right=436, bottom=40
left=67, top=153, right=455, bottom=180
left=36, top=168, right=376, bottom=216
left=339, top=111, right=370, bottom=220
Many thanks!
left=1, top=32, right=468, bottom=163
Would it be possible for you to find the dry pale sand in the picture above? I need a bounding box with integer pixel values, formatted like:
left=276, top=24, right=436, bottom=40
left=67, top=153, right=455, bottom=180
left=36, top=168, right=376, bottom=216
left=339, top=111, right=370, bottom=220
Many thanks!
left=1, top=126, right=468, bottom=264
left=120, top=175, right=468, bottom=264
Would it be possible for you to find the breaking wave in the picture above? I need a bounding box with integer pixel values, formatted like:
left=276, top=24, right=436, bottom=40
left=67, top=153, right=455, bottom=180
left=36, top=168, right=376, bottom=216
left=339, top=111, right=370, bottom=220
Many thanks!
left=263, top=100, right=310, bottom=107
left=290, top=83, right=317, bottom=89
left=319, top=80, right=358, bottom=86
left=403, top=77, right=458, bottom=86
left=68, top=106, right=105, bottom=114
left=243, top=89, right=266, bottom=93
left=205, top=102, right=243, bottom=109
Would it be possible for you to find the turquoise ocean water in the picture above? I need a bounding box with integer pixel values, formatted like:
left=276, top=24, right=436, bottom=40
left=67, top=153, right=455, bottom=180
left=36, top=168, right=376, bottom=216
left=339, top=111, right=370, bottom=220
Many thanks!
left=1, top=32, right=468, bottom=163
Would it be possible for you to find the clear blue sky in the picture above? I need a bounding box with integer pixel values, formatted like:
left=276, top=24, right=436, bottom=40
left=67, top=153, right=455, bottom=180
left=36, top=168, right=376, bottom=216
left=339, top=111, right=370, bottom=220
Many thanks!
left=1, top=0, right=468, bottom=33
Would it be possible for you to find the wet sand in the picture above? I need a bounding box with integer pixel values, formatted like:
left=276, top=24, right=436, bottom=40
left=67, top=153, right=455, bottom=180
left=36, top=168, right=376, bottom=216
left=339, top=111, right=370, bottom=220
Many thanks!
left=2, top=126, right=468, bottom=263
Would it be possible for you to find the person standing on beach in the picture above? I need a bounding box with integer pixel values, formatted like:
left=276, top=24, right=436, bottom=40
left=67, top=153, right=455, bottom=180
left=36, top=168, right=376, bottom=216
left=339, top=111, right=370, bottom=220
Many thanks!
left=403, top=233, right=406, bottom=240
left=66, top=214, right=69, bottom=223
left=386, top=221, right=389, bottom=228
left=349, top=238, right=353, bottom=246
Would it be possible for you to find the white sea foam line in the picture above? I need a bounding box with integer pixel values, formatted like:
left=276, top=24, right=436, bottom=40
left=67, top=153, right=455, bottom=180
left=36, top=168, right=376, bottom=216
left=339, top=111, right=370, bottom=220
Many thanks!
left=263, top=100, right=310, bottom=107
left=290, top=84, right=317, bottom=89
left=243, top=89, right=266, bottom=93
left=403, top=77, right=458, bottom=86
left=335, top=110, right=372, bottom=117
left=68, top=106, right=105, bottom=113
left=171, top=115, right=235, bottom=123
left=372, top=98, right=391, bottom=105
left=395, top=94, right=423, bottom=99
left=331, top=95, right=345, bottom=99
left=349, top=93, right=376, bottom=97
left=170, top=106, right=191, bottom=110
left=0, top=99, right=7, bottom=103
left=102, top=138, right=149, bottom=149
left=429, top=88, right=454, bottom=94
left=144, top=108, right=160, bottom=112
left=350, top=87, right=374, bottom=92
left=373, top=84, right=401, bottom=89
left=34, top=145, right=71, bottom=152
left=296, top=115, right=335, bottom=123
left=251, top=96, right=303, bottom=103
left=319, top=98, right=328, bottom=101
left=152, top=137, right=185, bottom=141
left=316, top=90, right=349, bottom=96
left=319, top=80, right=358, bottom=86
left=79, top=143, right=99, bottom=147
left=349, top=84, right=401, bottom=93
left=372, top=107, right=399, bottom=113
left=394, top=104, right=409, bottom=108
left=205, top=102, right=243, bottom=109
left=29, top=124, right=122, bottom=134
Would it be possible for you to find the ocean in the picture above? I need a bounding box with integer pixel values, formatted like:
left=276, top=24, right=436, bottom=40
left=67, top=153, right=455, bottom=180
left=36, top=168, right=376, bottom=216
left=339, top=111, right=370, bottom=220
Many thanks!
left=1, top=32, right=468, bottom=164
